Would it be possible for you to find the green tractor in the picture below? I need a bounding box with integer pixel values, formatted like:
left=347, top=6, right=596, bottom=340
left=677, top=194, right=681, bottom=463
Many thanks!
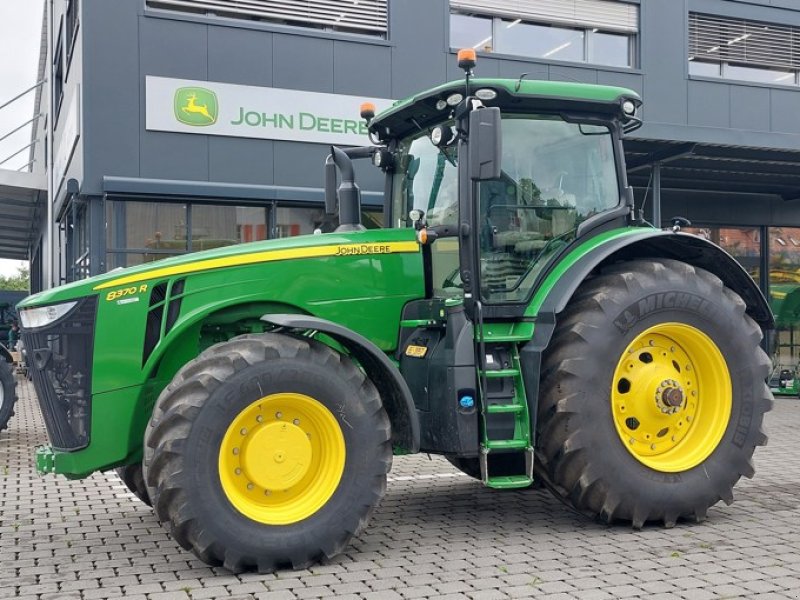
left=19, top=52, right=773, bottom=572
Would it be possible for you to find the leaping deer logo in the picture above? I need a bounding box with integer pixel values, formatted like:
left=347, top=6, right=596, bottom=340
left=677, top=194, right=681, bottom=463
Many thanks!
left=174, top=87, right=218, bottom=126
left=182, top=94, right=214, bottom=121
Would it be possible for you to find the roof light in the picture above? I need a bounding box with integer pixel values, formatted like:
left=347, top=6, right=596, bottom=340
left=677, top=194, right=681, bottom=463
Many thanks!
left=446, top=93, right=463, bottom=106
left=431, top=125, right=454, bottom=147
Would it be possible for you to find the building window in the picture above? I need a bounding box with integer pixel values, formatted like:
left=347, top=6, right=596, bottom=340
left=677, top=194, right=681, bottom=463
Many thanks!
left=689, top=13, right=800, bottom=86
left=65, top=0, right=79, bottom=63
left=53, top=22, right=64, bottom=119
left=683, top=226, right=762, bottom=283
left=450, top=0, right=637, bottom=67
left=105, top=199, right=384, bottom=271
left=145, top=0, right=388, bottom=37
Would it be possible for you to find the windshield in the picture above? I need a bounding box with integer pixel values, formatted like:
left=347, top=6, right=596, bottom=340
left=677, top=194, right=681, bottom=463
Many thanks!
left=391, top=125, right=459, bottom=229
left=391, top=114, right=620, bottom=300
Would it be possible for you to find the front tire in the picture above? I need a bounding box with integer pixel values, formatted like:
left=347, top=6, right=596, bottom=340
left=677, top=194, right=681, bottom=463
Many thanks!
left=537, top=259, right=772, bottom=527
left=0, top=358, right=17, bottom=432
left=115, top=463, right=151, bottom=506
left=144, top=333, right=391, bottom=572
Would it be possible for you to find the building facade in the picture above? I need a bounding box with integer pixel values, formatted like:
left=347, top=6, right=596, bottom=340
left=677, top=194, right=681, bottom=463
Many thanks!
left=18, top=0, right=800, bottom=376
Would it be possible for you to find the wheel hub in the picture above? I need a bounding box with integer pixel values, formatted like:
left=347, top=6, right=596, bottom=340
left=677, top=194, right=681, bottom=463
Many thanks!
left=242, top=422, right=312, bottom=491
left=610, top=323, right=732, bottom=473
left=655, top=380, right=685, bottom=414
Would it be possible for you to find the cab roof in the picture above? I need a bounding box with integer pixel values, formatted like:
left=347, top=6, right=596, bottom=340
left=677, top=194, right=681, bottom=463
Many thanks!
left=369, top=78, right=641, bottom=141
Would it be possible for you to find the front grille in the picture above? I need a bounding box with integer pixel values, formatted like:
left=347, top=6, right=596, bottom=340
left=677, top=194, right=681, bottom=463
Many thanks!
left=21, top=296, right=97, bottom=450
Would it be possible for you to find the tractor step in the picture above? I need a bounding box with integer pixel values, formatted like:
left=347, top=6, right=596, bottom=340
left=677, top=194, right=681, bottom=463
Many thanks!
left=481, top=368, right=520, bottom=378
left=486, top=403, right=524, bottom=414
left=484, top=439, right=528, bottom=450
left=485, top=475, right=534, bottom=489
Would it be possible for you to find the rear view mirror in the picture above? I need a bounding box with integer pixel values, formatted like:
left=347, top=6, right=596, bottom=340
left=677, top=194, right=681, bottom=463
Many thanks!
left=468, top=107, right=502, bottom=181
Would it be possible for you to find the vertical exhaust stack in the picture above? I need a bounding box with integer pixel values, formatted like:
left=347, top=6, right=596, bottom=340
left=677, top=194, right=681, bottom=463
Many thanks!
left=326, top=146, right=365, bottom=232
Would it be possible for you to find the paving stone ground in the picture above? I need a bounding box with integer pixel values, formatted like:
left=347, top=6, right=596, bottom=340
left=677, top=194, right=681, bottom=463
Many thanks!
left=1, top=377, right=800, bottom=599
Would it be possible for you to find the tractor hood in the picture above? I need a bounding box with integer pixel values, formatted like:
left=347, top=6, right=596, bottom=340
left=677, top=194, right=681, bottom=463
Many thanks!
left=18, top=228, right=421, bottom=308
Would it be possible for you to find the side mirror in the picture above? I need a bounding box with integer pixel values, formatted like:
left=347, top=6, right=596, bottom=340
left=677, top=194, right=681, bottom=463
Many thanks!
left=468, top=107, right=502, bottom=181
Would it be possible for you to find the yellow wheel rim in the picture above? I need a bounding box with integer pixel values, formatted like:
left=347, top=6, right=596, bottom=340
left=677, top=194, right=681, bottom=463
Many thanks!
left=218, top=392, right=346, bottom=525
left=610, top=323, right=731, bottom=473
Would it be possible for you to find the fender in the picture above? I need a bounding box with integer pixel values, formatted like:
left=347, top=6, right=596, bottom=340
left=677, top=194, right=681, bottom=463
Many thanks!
left=519, top=228, right=774, bottom=440
left=261, top=314, right=421, bottom=453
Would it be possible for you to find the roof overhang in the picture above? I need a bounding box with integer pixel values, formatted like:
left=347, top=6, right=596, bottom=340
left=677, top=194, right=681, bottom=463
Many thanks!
left=0, top=169, right=46, bottom=260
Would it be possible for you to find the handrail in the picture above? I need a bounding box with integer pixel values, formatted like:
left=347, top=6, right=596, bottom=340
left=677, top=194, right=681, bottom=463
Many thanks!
left=0, top=80, right=47, bottom=173
left=0, top=115, right=42, bottom=145
left=0, top=80, right=46, bottom=113
left=0, top=141, right=37, bottom=167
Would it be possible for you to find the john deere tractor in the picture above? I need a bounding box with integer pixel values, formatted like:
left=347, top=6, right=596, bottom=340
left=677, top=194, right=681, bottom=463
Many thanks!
left=19, top=51, right=773, bottom=572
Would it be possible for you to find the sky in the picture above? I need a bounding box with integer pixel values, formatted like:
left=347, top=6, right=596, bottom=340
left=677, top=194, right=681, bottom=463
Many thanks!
left=0, top=0, right=44, bottom=278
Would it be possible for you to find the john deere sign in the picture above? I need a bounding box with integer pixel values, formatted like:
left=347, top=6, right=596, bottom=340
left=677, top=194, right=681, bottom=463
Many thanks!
left=146, top=76, right=392, bottom=145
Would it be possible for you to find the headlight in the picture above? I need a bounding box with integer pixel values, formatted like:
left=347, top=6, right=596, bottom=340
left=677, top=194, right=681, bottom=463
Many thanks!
left=622, top=100, right=637, bottom=116
left=19, top=301, right=77, bottom=329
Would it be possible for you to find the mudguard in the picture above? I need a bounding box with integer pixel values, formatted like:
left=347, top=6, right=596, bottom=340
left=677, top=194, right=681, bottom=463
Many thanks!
left=538, top=230, right=771, bottom=328
left=261, top=314, right=421, bottom=453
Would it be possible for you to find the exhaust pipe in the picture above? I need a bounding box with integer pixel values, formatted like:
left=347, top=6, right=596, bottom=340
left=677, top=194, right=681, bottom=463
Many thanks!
left=325, top=146, right=364, bottom=232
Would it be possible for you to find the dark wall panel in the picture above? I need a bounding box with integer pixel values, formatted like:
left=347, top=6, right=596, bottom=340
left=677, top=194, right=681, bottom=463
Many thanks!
left=81, top=0, right=141, bottom=194
left=273, top=35, right=334, bottom=93
left=209, top=137, right=274, bottom=186
left=333, top=41, right=392, bottom=98
left=730, top=86, right=771, bottom=132
left=139, top=17, right=208, bottom=80
left=390, top=0, right=448, bottom=98
left=770, top=90, right=800, bottom=135
left=140, top=131, right=209, bottom=182
left=208, top=26, right=273, bottom=87
left=688, top=81, right=730, bottom=128
left=639, top=0, right=688, bottom=127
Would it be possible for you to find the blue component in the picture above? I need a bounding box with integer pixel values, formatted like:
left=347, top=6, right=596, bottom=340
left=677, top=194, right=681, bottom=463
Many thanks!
left=459, top=395, right=475, bottom=408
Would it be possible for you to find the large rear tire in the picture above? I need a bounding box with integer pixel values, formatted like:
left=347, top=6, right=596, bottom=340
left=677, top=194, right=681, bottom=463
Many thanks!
left=537, top=258, right=772, bottom=527
left=144, top=333, right=391, bottom=572
left=0, top=358, right=17, bottom=432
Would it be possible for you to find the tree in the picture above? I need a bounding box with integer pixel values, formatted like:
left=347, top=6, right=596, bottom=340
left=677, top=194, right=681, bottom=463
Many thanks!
left=0, top=266, right=29, bottom=291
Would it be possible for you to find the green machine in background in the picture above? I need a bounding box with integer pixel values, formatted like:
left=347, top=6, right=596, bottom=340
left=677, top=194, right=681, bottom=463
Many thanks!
left=19, top=51, right=774, bottom=573
left=769, top=276, right=800, bottom=397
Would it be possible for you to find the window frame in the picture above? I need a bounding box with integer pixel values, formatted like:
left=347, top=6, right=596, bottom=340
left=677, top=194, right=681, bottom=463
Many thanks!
left=449, top=11, right=636, bottom=69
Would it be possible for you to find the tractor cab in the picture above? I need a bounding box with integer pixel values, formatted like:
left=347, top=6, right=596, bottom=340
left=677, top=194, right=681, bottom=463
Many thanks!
left=323, top=50, right=644, bottom=485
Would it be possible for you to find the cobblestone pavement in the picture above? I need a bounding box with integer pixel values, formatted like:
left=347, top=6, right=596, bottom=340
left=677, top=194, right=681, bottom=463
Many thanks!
left=2, top=378, right=800, bottom=599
